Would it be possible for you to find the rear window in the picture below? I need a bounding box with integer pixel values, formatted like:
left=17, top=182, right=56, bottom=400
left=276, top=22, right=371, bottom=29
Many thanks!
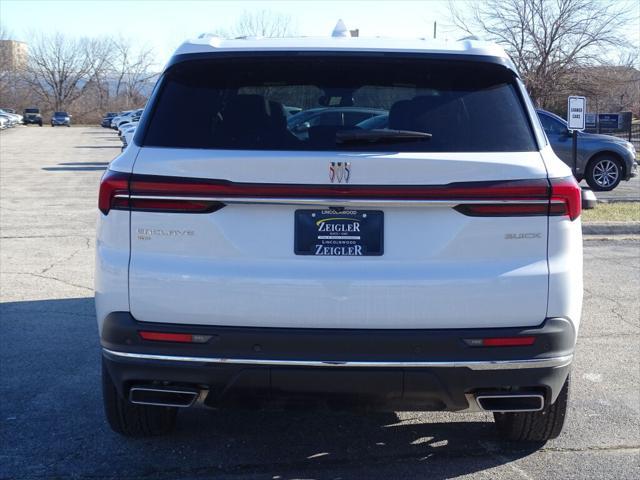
left=142, top=55, right=537, bottom=152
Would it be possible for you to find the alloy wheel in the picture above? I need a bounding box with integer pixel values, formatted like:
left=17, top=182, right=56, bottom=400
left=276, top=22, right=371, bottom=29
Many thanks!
left=592, top=159, right=619, bottom=188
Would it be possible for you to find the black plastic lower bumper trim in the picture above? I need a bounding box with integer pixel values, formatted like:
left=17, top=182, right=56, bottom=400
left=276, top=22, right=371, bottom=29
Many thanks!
left=100, top=313, right=574, bottom=411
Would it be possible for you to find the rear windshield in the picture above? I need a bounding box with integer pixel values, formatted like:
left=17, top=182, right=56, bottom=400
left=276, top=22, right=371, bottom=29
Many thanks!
left=142, top=55, right=537, bottom=152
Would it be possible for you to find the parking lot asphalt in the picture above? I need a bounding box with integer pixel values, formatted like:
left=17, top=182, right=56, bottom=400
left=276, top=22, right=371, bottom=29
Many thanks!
left=1, top=126, right=639, bottom=480
left=586, top=176, right=640, bottom=202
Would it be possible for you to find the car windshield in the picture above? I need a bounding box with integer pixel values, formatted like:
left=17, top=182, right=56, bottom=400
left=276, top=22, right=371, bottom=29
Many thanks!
left=54, top=112, right=68, bottom=116
left=25, top=109, right=39, bottom=113
left=143, top=55, right=537, bottom=152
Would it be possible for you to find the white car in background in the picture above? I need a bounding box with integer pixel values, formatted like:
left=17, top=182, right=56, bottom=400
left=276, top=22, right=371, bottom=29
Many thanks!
left=119, top=122, right=138, bottom=150
left=114, top=109, right=143, bottom=131
left=0, top=109, right=20, bottom=127
left=0, top=108, right=23, bottom=124
left=0, top=116, right=8, bottom=130
left=110, top=110, right=133, bottom=129
left=97, top=35, right=583, bottom=442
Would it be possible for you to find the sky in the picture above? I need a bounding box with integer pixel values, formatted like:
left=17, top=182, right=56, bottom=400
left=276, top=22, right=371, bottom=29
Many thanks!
left=1, top=0, right=639, bottom=69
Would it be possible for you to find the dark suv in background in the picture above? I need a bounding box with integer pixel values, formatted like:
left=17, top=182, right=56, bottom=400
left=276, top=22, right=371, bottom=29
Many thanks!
left=537, top=110, right=637, bottom=191
left=102, top=112, right=118, bottom=128
left=23, top=108, right=43, bottom=126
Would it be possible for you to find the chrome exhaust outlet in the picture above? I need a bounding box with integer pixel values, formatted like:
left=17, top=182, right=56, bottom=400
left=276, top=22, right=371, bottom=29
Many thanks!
left=475, top=393, right=544, bottom=412
left=129, top=386, right=199, bottom=408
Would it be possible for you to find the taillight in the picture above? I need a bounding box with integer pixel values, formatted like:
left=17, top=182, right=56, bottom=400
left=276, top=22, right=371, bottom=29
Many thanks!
left=98, top=169, right=130, bottom=215
left=138, top=331, right=212, bottom=343
left=550, top=176, right=581, bottom=221
left=126, top=176, right=552, bottom=200
left=98, top=171, right=581, bottom=220
left=455, top=176, right=582, bottom=220
left=98, top=170, right=222, bottom=215
left=464, top=336, right=536, bottom=347
left=454, top=203, right=550, bottom=217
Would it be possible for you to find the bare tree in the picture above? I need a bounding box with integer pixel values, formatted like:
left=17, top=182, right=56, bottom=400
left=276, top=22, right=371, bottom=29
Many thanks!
left=450, top=0, right=635, bottom=108
left=22, top=33, right=113, bottom=112
left=214, top=10, right=296, bottom=38
left=109, top=37, right=156, bottom=109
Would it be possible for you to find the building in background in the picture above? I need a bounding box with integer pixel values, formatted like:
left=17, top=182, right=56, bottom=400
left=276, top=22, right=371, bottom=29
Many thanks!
left=0, top=40, right=28, bottom=71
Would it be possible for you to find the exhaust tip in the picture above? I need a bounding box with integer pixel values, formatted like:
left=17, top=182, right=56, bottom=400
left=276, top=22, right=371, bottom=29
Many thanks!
left=129, top=386, right=199, bottom=408
left=476, top=393, right=544, bottom=412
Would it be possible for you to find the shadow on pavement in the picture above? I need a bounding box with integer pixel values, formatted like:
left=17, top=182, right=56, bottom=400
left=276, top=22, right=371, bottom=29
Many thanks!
left=42, top=166, right=107, bottom=171
left=74, top=145, right=121, bottom=149
left=42, top=160, right=109, bottom=171
left=58, top=162, right=110, bottom=166
left=0, top=297, right=543, bottom=479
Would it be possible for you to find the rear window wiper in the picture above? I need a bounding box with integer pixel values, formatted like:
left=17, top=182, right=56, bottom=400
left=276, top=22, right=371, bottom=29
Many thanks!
left=336, top=129, right=432, bottom=144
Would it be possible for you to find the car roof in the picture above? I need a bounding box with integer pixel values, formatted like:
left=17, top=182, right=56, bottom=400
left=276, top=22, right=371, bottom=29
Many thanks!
left=170, top=36, right=516, bottom=73
left=176, top=36, right=507, bottom=57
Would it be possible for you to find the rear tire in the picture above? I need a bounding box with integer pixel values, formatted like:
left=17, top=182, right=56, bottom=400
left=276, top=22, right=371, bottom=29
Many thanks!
left=493, top=374, right=570, bottom=442
left=102, top=358, right=178, bottom=437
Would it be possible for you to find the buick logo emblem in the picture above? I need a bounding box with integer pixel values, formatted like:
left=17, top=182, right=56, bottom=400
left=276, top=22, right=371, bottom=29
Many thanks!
left=329, top=162, right=351, bottom=183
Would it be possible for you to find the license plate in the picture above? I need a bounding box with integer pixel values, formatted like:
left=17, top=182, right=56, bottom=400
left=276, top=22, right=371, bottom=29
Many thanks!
left=294, top=209, right=384, bottom=256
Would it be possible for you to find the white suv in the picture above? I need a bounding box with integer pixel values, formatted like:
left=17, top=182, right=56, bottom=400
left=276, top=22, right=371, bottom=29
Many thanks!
left=96, top=36, right=582, bottom=440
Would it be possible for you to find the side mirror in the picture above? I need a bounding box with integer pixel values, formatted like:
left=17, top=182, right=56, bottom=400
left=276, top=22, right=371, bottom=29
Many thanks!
left=294, top=122, right=310, bottom=133
left=581, top=187, right=597, bottom=210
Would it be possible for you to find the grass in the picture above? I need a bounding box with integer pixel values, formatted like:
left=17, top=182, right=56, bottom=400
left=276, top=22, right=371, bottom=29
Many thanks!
left=582, top=202, right=640, bottom=223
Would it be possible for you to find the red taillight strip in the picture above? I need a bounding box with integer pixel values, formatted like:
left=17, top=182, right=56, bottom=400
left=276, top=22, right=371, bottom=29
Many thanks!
left=138, top=331, right=212, bottom=343
left=139, top=331, right=193, bottom=343
left=127, top=175, right=551, bottom=200
left=482, top=336, right=536, bottom=347
left=128, top=198, right=224, bottom=214
left=98, top=171, right=580, bottom=220
left=550, top=176, right=582, bottom=220
left=464, top=336, right=536, bottom=347
left=454, top=203, right=553, bottom=217
left=98, top=170, right=130, bottom=215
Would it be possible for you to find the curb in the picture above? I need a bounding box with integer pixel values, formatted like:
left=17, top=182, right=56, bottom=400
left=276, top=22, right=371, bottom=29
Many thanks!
left=597, top=198, right=640, bottom=203
left=582, top=222, right=640, bottom=235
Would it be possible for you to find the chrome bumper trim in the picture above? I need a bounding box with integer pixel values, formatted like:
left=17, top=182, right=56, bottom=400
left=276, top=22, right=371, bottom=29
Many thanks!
left=103, top=348, right=573, bottom=371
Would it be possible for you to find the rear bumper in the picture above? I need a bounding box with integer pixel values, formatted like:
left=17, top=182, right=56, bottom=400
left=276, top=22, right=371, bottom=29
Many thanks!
left=101, top=312, right=575, bottom=411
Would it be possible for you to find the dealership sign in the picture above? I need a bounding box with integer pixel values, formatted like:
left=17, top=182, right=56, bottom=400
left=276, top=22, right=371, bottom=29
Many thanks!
left=598, top=114, right=621, bottom=130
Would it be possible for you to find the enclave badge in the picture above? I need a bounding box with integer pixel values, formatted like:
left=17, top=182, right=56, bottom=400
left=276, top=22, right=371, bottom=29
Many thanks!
left=329, top=162, right=351, bottom=183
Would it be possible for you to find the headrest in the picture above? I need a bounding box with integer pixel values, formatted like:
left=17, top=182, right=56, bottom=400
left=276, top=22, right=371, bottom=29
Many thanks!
left=388, top=99, right=418, bottom=131
left=223, top=95, right=271, bottom=128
